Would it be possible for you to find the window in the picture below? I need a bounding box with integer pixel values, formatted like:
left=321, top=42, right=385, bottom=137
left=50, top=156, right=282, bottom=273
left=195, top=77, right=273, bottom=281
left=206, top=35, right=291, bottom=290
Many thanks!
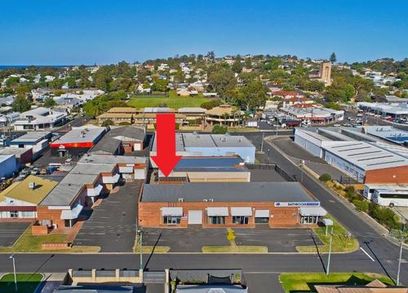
left=255, top=217, right=269, bottom=224
left=232, top=216, right=249, bottom=224
left=163, top=216, right=181, bottom=225
left=10, top=211, right=19, bottom=218
left=208, top=216, right=225, bottom=225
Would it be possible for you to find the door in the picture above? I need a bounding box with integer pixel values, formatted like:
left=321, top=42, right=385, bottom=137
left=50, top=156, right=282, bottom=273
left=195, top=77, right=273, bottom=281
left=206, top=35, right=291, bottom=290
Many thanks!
left=188, top=210, right=202, bottom=224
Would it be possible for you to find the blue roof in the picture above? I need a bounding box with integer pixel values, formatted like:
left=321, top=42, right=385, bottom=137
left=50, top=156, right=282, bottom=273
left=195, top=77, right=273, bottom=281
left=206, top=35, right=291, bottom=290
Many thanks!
left=174, top=156, right=246, bottom=172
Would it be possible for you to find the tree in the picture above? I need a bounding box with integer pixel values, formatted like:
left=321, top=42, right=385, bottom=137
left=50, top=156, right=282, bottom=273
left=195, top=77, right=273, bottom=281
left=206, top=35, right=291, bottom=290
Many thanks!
left=207, top=66, right=236, bottom=100
left=234, top=80, right=267, bottom=111
left=12, top=96, right=32, bottom=112
left=44, top=97, right=56, bottom=108
left=201, top=99, right=222, bottom=110
left=330, top=52, right=337, bottom=63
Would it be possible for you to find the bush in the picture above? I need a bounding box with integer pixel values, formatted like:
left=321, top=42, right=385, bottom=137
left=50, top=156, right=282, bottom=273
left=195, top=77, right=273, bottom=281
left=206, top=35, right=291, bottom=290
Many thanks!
left=368, top=203, right=401, bottom=230
left=101, top=119, right=114, bottom=127
left=352, top=199, right=369, bottom=212
left=212, top=125, right=228, bottom=134
left=200, top=99, right=222, bottom=110
left=319, top=173, right=332, bottom=182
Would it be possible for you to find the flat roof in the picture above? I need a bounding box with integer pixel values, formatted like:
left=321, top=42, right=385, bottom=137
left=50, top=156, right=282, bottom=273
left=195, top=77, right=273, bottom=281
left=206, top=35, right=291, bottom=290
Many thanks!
left=0, top=175, right=58, bottom=205
left=141, top=182, right=316, bottom=202
left=323, top=141, right=408, bottom=170
left=10, top=131, right=51, bottom=144
left=51, top=126, right=105, bottom=145
left=174, top=156, right=247, bottom=172
left=152, top=133, right=255, bottom=151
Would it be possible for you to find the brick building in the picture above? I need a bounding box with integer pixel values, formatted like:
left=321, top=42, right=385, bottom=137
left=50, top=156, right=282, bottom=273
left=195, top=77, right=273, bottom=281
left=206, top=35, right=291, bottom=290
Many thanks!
left=138, top=182, right=326, bottom=228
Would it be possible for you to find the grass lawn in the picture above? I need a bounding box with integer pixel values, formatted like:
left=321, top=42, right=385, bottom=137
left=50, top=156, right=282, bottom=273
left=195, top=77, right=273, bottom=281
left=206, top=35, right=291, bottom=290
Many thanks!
left=0, top=273, right=43, bottom=293
left=202, top=245, right=268, bottom=253
left=127, top=91, right=213, bottom=109
left=0, top=228, right=100, bottom=253
left=296, top=215, right=359, bottom=253
left=133, top=245, right=170, bottom=254
left=279, top=272, right=394, bottom=293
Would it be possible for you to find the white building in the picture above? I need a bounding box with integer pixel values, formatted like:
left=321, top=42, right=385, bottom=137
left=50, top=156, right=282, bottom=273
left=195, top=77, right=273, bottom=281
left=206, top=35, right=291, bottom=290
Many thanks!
left=13, top=107, right=67, bottom=131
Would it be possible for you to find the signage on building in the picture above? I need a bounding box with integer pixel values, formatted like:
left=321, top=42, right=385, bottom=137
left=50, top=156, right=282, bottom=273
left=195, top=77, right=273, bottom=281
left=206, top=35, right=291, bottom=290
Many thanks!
left=274, top=201, right=320, bottom=207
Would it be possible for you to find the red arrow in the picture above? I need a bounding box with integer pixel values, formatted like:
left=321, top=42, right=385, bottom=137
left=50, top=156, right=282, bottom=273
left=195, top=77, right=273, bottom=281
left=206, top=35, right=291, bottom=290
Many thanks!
left=151, top=113, right=181, bottom=177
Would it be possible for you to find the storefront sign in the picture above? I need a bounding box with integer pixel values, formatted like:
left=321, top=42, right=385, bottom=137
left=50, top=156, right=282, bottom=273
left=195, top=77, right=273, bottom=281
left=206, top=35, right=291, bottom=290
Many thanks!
left=274, top=201, right=320, bottom=207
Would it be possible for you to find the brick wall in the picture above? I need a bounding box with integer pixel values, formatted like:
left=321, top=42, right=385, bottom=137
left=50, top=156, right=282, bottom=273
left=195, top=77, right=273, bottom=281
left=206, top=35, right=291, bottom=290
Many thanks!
left=138, top=201, right=299, bottom=228
left=365, top=165, right=408, bottom=184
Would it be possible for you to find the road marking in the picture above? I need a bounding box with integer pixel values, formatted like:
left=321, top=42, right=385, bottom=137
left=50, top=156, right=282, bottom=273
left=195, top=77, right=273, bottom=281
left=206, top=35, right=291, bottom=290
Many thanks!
left=360, top=247, right=375, bottom=262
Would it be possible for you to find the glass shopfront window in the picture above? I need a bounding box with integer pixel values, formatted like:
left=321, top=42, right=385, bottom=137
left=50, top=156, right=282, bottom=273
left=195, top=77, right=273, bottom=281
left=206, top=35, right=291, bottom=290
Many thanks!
left=232, top=216, right=249, bottom=224
left=208, top=216, right=225, bottom=224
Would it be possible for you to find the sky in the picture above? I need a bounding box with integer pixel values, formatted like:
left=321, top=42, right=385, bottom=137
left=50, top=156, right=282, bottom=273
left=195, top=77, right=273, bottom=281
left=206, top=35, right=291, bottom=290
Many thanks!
left=0, top=0, right=407, bottom=65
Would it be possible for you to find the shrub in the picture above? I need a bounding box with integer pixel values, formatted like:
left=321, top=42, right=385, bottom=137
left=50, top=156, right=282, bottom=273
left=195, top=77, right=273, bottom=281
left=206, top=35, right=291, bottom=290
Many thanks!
left=353, top=199, right=369, bottom=212
left=200, top=99, right=222, bottom=110
left=368, top=203, right=401, bottom=230
left=212, top=125, right=228, bottom=134
left=319, top=173, right=332, bottom=182
left=101, top=119, right=114, bottom=127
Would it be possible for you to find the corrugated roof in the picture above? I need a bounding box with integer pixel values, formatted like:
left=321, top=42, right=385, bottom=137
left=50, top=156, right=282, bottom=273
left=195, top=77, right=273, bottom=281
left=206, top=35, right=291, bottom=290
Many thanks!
left=141, top=182, right=316, bottom=202
left=323, top=141, right=408, bottom=170
left=0, top=175, right=57, bottom=205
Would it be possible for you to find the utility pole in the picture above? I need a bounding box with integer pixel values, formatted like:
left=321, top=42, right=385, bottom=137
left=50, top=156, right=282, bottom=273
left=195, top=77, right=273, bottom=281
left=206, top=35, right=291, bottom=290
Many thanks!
left=9, top=255, right=17, bottom=292
left=326, top=226, right=334, bottom=275
left=396, top=224, right=406, bottom=286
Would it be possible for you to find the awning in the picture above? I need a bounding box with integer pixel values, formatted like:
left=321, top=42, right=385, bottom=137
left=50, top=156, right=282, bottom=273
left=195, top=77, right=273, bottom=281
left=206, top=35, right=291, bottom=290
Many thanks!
left=119, top=166, right=134, bottom=174
left=87, top=184, right=103, bottom=197
left=300, top=206, right=327, bottom=217
left=231, top=207, right=252, bottom=217
left=206, top=207, right=228, bottom=217
left=102, top=173, right=120, bottom=184
left=255, top=210, right=270, bottom=218
left=161, top=207, right=183, bottom=216
left=61, top=204, right=83, bottom=220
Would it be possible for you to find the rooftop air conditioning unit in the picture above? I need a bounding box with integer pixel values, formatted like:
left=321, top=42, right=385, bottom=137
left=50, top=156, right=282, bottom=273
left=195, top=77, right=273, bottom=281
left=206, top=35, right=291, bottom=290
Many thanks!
left=203, top=199, right=208, bottom=202
left=177, top=198, right=184, bottom=202
left=208, top=198, right=214, bottom=202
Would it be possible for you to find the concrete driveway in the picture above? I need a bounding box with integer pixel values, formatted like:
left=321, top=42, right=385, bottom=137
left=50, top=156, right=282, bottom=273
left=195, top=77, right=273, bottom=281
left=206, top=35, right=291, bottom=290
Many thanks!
left=0, top=222, right=30, bottom=247
left=74, top=181, right=142, bottom=252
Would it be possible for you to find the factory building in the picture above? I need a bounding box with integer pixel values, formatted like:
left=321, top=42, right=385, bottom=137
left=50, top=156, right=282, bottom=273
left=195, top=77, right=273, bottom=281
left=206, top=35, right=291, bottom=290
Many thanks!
left=151, top=133, right=256, bottom=164
left=294, top=127, right=408, bottom=184
left=138, top=182, right=326, bottom=228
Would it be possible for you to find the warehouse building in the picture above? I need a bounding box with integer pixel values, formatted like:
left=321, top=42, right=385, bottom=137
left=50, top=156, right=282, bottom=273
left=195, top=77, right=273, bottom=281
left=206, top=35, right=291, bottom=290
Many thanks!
left=0, top=154, right=18, bottom=179
left=294, top=127, right=408, bottom=184
left=90, top=126, right=145, bottom=155
left=8, top=131, right=51, bottom=159
left=156, top=156, right=251, bottom=183
left=364, top=126, right=408, bottom=146
left=50, top=126, right=106, bottom=157
left=138, top=182, right=326, bottom=228
left=0, top=175, right=58, bottom=220
left=151, top=133, right=256, bottom=163
left=0, top=147, right=33, bottom=166
left=281, top=106, right=344, bottom=124
left=35, top=154, right=147, bottom=232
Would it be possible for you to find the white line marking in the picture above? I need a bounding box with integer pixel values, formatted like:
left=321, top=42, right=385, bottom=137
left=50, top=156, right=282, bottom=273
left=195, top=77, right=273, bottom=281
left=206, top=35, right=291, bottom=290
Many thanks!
left=360, top=247, right=375, bottom=262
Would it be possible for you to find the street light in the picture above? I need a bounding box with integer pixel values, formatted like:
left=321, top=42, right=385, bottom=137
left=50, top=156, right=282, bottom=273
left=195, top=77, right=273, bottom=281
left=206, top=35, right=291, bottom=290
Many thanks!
left=326, top=225, right=334, bottom=275
left=394, top=224, right=406, bottom=286
left=137, top=229, right=143, bottom=273
left=9, top=255, right=17, bottom=292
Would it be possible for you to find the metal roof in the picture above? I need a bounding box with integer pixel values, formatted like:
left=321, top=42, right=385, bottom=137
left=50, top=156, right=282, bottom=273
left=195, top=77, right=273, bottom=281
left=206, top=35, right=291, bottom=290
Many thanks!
left=323, top=141, right=408, bottom=170
left=174, top=156, right=247, bottom=172
left=52, top=126, right=105, bottom=144
left=10, top=131, right=51, bottom=144
left=141, top=182, right=316, bottom=202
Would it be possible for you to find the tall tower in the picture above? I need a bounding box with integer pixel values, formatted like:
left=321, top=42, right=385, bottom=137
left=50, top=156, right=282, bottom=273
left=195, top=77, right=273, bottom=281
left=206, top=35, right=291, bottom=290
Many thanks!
left=319, top=61, right=332, bottom=86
